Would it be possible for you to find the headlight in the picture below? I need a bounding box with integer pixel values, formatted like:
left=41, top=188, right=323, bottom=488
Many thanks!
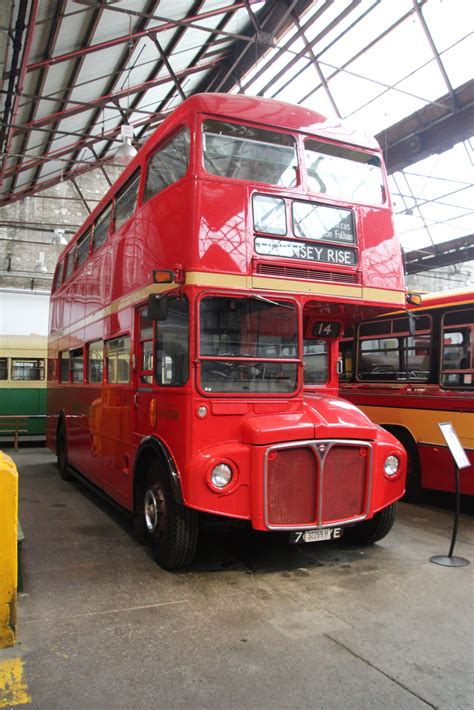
left=211, top=463, right=233, bottom=489
left=384, top=455, right=400, bottom=477
left=253, top=195, right=286, bottom=235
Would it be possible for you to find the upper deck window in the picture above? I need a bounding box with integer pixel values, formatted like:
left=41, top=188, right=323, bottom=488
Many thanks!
left=92, top=203, right=112, bottom=251
left=76, top=228, right=91, bottom=268
left=64, top=250, right=75, bottom=281
left=203, top=120, right=297, bottom=187
left=52, top=259, right=64, bottom=292
left=305, top=140, right=384, bottom=205
left=114, top=170, right=140, bottom=230
left=144, top=128, right=190, bottom=202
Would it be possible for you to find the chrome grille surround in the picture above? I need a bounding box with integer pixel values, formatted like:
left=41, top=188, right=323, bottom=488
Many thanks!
left=263, top=439, right=373, bottom=530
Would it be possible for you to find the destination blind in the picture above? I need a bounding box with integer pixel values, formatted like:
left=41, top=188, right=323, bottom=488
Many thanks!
left=254, top=237, right=357, bottom=266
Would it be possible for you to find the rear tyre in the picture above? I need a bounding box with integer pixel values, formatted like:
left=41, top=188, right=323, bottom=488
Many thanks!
left=344, top=503, right=397, bottom=545
left=142, top=464, right=198, bottom=570
left=57, top=421, right=72, bottom=481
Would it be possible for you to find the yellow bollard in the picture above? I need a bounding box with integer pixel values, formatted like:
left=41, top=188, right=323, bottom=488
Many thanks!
left=0, top=452, right=18, bottom=648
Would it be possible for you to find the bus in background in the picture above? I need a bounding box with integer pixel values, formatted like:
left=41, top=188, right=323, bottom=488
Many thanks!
left=0, top=335, right=47, bottom=441
left=339, top=289, right=474, bottom=500
left=48, top=93, right=407, bottom=570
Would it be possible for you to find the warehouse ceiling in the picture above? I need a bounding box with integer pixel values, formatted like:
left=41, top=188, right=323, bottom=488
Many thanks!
left=0, top=0, right=473, bottom=286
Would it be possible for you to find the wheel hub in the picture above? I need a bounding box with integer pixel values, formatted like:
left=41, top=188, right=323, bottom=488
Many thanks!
left=144, top=489, right=159, bottom=533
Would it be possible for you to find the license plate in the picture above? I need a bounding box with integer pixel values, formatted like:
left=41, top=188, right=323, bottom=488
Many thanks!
left=290, top=528, right=343, bottom=544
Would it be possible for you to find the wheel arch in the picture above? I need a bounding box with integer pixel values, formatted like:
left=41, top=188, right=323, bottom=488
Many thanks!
left=133, top=436, right=184, bottom=513
left=379, top=424, right=419, bottom=460
left=379, top=423, right=422, bottom=501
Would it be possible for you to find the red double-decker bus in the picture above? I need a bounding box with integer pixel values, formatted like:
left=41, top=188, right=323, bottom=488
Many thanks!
left=340, top=289, right=473, bottom=500
left=48, top=93, right=407, bottom=569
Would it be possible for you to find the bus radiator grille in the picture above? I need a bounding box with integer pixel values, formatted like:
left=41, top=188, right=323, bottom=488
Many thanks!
left=321, top=446, right=367, bottom=523
left=267, top=447, right=318, bottom=526
left=255, top=263, right=359, bottom=284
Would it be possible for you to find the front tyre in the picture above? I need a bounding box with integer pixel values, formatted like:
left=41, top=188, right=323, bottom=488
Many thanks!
left=143, top=465, right=198, bottom=570
left=344, top=503, right=397, bottom=545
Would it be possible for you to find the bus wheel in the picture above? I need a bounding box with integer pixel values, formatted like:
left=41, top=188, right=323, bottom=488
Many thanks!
left=142, top=465, right=198, bottom=570
left=57, top=422, right=72, bottom=481
left=343, top=503, right=397, bottom=545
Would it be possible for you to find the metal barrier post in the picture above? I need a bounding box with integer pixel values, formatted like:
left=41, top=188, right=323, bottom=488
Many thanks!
left=0, top=451, right=18, bottom=648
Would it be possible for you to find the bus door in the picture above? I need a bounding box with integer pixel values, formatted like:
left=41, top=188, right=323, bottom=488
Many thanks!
left=133, top=298, right=190, bottom=458
left=134, top=305, right=156, bottom=440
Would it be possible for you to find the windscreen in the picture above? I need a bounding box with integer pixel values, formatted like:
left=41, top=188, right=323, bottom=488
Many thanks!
left=199, top=296, right=298, bottom=393
left=305, top=139, right=385, bottom=205
left=202, top=120, right=297, bottom=187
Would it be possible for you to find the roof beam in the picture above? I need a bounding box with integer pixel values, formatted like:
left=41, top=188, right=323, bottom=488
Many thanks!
left=0, top=0, right=39, bottom=188
left=94, top=0, right=206, bottom=161
left=378, top=79, right=474, bottom=174
left=23, top=2, right=259, bottom=75
left=29, top=5, right=104, bottom=189
left=9, top=0, right=67, bottom=194
left=404, top=235, right=474, bottom=274
left=12, top=57, right=221, bottom=136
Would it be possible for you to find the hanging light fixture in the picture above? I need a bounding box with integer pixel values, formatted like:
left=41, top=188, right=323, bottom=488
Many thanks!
left=34, top=251, right=48, bottom=274
left=51, top=228, right=68, bottom=246
left=114, top=16, right=137, bottom=167
left=114, top=124, right=137, bottom=165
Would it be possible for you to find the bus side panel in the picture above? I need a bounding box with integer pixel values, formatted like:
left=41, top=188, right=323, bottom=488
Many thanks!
left=360, top=208, right=405, bottom=292
left=419, top=444, right=474, bottom=495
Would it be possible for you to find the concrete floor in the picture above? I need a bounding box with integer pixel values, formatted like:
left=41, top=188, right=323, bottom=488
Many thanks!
left=1, top=447, right=473, bottom=709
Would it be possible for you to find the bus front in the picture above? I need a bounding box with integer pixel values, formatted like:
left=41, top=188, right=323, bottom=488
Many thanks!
left=175, top=99, right=407, bottom=545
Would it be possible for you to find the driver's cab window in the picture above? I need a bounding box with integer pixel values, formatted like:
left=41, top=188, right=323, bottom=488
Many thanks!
left=156, top=297, right=189, bottom=386
left=303, top=340, right=328, bottom=385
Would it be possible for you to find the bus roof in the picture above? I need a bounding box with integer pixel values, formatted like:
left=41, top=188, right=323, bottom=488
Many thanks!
left=414, top=288, right=474, bottom=308
left=0, top=334, right=47, bottom=354
left=58, top=92, right=382, bottom=262
left=152, top=93, right=381, bottom=151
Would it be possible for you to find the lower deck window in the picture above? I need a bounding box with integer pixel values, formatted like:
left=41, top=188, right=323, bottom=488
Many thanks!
left=0, top=358, right=7, bottom=380
left=11, top=358, right=45, bottom=381
left=70, top=349, right=84, bottom=383
left=106, top=336, right=130, bottom=384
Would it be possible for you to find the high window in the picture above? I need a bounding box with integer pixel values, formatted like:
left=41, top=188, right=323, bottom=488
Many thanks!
left=52, top=259, right=64, bottom=291
left=92, top=203, right=112, bottom=251
left=305, top=140, right=384, bottom=205
left=203, top=120, right=297, bottom=187
left=76, top=229, right=91, bottom=268
left=114, top=171, right=140, bottom=230
left=144, top=128, right=190, bottom=202
left=64, top=250, right=75, bottom=281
